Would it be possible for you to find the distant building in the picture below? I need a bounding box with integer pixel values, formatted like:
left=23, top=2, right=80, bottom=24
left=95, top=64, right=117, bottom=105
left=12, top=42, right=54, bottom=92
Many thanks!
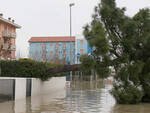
left=28, top=36, right=76, bottom=64
left=0, top=13, right=21, bottom=60
left=28, top=36, right=92, bottom=64
left=75, top=35, right=92, bottom=64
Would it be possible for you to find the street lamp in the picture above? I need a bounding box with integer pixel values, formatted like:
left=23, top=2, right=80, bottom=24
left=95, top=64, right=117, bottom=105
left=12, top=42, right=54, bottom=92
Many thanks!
left=69, top=3, right=75, bottom=65
left=69, top=3, right=75, bottom=82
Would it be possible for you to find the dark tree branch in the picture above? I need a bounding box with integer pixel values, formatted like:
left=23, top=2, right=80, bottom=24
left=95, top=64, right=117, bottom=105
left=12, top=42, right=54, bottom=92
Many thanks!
left=114, top=28, right=122, bottom=39
left=46, top=64, right=81, bottom=75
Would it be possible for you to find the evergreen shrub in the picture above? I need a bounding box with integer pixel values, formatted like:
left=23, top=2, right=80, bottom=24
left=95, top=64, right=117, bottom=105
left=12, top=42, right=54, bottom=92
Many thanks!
left=111, top=83, right=143, bottom=104
left=0, top=59, right=65, bottom=81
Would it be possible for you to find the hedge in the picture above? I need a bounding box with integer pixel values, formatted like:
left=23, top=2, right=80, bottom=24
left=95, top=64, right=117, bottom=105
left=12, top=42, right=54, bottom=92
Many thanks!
left=0, top=59, right=65, bottom=81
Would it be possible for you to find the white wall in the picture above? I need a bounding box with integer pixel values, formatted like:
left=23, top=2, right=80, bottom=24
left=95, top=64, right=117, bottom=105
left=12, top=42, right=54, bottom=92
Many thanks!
left=0, top=77, right=66, bottom=101
left=31, top=77, right=66, bottom=109
left=0, top=77, right=66, bottom=113
left=15, top=78, right=26, bottom=100
left=41, top=77, right=66, bottom=94
left=0, top=79, right=14, bottom=96
left=31, top=78, right=42, bottom=96
left=0, top=77, right=26, bottom=100
left=31, top=77, right=66, bottom=96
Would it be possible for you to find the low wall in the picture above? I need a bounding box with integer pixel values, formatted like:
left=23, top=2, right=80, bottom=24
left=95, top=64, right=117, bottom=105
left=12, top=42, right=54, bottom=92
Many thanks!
left=15, top=78, right=26, bottom=100
left=0, top=79, right=15, bottom=101
left=0, top=77, right=26, bottom=101
left=0, top=77, right=66, bottom=101
left=31, top=77, right=66, bottom=96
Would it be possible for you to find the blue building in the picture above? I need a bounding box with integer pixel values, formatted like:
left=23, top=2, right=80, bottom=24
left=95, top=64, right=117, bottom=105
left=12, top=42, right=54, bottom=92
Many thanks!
left=28, top=36, right=75, bottom=64
left=28, top=36, right=92, bottom=64
left=75, top=36, right=92, bottom=64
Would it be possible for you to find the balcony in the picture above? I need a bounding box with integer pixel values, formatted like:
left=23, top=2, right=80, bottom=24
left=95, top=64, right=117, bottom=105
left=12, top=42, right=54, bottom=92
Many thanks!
left=2, top=31, right=16, bottom=38
left=10, top=45, right=16, bottom=51
left=10, top=32, right=16, bottom=38
left=3, top=44, right=16, bottom=51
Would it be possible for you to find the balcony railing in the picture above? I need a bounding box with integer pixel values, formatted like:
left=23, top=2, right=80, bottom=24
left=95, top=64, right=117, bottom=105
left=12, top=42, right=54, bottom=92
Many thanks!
left=2, top=31, right=16, bottom=38
left=10, top=45, right=16, bottom=51
left=3, top=44, right=16, bottom=51
left=10, top=32, right=16, bottom=38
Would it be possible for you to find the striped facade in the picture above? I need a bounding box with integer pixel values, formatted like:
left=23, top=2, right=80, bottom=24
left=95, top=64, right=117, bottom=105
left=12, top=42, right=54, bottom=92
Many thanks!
left=75, top=36, right=92, bottom=64
left=28, top=36, right=91, bottom=64
left=29, top=37, right=75, bottom=64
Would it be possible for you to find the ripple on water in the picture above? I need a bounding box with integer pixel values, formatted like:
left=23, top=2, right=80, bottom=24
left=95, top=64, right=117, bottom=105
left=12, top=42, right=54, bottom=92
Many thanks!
left=1, top=81, right=150, bottom=113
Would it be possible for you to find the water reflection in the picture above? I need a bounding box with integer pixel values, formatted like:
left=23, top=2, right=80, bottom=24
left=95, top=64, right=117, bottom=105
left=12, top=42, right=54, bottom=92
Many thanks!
left=65, top=81, right=116, bottom=113
left=1, top=80, right=150, bottom=113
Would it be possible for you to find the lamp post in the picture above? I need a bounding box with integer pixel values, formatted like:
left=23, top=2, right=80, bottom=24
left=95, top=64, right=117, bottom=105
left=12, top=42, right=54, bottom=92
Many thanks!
left=69, top=3, right=75, bottom=82
left=69, top=3, right=75, bottom=65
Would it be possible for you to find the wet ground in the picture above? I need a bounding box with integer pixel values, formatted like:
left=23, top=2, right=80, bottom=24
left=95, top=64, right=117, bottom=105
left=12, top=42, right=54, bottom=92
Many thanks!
left=0, top=80, right=150, bottom=113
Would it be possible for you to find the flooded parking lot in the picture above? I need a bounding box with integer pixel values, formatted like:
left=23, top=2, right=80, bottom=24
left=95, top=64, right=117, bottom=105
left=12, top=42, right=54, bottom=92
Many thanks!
left=0, top=80, right=150, bottom=113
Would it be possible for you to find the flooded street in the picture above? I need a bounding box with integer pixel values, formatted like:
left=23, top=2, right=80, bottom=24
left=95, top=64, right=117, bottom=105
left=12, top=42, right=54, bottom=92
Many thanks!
left=1, top=80, right=150, bottom=113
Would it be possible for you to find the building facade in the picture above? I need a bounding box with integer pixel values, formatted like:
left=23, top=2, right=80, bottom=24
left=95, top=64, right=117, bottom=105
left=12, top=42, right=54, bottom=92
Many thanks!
left=0, top=14, right=21, bottom=60
left=28, top=36, right=76, bottom=64
left=75, top=36, right=92, bottom=64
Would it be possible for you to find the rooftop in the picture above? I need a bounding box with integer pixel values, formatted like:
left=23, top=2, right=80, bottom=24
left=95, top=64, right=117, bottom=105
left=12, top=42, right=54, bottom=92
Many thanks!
left=0, top=15, right=21, bottom=28
left=28, top=36, right=76, bottom=42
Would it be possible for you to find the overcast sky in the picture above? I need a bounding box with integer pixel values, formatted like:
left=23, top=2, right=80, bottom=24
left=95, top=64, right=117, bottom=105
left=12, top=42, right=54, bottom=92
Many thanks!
left=1, top=0, right=150, bottom=57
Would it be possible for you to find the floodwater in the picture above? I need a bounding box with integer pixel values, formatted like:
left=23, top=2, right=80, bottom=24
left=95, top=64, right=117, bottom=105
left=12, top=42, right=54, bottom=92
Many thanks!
left=1, top=80, right=150, bottom=113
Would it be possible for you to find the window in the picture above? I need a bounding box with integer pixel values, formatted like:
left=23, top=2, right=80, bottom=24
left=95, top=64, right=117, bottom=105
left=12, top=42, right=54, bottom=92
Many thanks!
left=80, top=40, right=84, bottom=45
left=43, top=44, right=45, bottom=48
left=50, top=51, right=53, bottom=54
left=59, top=50, right=62, bottom=53
left=35, top=51, right=39, bottom=55
left=63, top=50, right=66, bottom=54
left=50, top=43, right=53, bottom=46
left=4, top=25, right=7, bottom=31
left=63, top=54, right=66, bottom=57
left=4, top=39, right=7, bottom=43
left=8, top=27, right=11, bottom=33
left=58, top=43, right=61, bottom=45
left=80, top=49, right=84, bottom=54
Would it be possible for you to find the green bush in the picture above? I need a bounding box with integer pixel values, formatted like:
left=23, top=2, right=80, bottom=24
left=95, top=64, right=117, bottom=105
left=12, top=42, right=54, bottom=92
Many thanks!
left=0, top=59, right=65, bottom=81
left=80, top=55, right=95, bottom=73
left=141, top=83, right=150, bottom=102
left=111, top=83, right=143, bottom=104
